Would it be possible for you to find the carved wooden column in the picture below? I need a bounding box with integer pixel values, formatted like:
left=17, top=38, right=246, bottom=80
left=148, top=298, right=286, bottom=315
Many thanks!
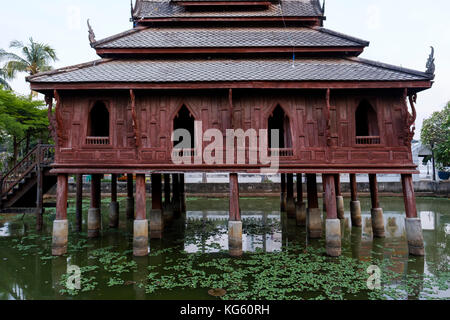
left=286, top=173, right=296, bottom=218
left=133, top=174, right=148, bottom=256
left=52, top=174, right=68, bottom=256
left=126, top=174, right=135, bottom=220
left=88, top=174, right=102, bottom=238
left=334, top=174, right=345, bottom=219
left=229, top=173, right=242, bottom=257
left=109, top=174, right=119, bottom=228
left=323, top=174, right=341, bottom=257
left=280, top=173, right=287, bottom=212
left=369, top=174, right=385, bottom=238
left=75, top=174, right=83, bottom=232
left=349, top=174, right=362, bottom=227
left=306, top=174, right=322, bottom=238
left=295, top=173, right=306, bottom=226
left=402, top=174, right=424, bottom=256
left=150, top=173, right=164, bottom=239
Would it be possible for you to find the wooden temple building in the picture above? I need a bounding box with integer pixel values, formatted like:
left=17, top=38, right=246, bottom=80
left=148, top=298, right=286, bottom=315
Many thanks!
left=26, top=0, right=434, bottom=257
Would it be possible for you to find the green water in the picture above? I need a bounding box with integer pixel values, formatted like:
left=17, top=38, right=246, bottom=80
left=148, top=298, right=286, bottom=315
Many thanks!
left=0, top=196, right=449, bottom=300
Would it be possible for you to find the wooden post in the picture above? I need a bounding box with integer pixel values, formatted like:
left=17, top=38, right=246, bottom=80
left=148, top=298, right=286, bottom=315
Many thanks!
left=334, top=174, right=345, bottom=219
left=286, top=173, right=296, bottom=218
left=402, top=174, right=424, bottom=256
left=369, top=174, right=385, bottom=238
left=295, top=173, right=306, bottom=226
left=306, top=174, right=322, bottom=238
left=229, top=173, right=242, bottom=256
left=164, top=174, right=171, bottom=207
left=109, top=174, right=119, bottom=228
left=172, top=173, right=181, bottom=216
left=126, top=174, right=134, bottom=220
left=75, top=174, right=83, bottom=232
left=150, top=173, right=164, bottom=239
left=88, top=174, right=102, bottom=238
left=350, top=174, right=362, bottom=227
left=134, top=174, right=148, bottom=256
left=52, top=174, right=68, bottom=256
left=323, top=174, right=341, bottom=256
left=280, top=173, right=286, bottom=212
left=180, top=174, right=186, bottom=213
left=36, top=166, right=44, bottom=231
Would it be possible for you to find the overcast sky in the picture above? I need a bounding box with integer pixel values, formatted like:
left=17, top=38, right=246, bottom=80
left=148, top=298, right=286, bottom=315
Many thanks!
left=1, top=0, right=449, bottom=139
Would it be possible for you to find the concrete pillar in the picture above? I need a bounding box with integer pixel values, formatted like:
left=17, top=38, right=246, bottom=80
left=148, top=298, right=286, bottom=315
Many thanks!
left=133, top=174, right=148, bottom=256
left=126, top=174, right=135, bottom=220
left=280, top=173, right=287, bottom=212
left=349, top=173, right=362, bottom=227
left=369, top=174, right=385, bottom=238
left=229, top=173, right=242, bottom=257
left=88, top=174, right=101, bottom=238
left=286, top=173, right=296, bottom=218
left=75, top=174, right=83, bottom=232
left=323, top=174, right=341, bottom=257
left=306, top=174, right=322, bottom=239
left=295, top=173, right=306, bottom=226
left=150, top=173, right=164, bottom=239
left=402, top=174, right=425, bottom=256
left=334, top=174, right=345, bottom=220
left=109, top=174, right=119, bottom=228
left=52, top=174, right=69, bottom=256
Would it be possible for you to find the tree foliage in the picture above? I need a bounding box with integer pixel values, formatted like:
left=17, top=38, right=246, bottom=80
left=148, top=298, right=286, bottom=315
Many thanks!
left=421, top=102, right=450, bottom=170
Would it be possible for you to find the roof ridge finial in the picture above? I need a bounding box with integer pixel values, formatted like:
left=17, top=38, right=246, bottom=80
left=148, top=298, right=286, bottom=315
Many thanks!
left=87, top=19, right=96, bottom=45
left=426, top=46, right=435, bottom=78
left=322, top=0, right=326, bottom=15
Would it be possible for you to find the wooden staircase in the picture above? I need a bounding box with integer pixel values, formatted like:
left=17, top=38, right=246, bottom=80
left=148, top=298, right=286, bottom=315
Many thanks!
left=0, top=144, right=56, bottom=214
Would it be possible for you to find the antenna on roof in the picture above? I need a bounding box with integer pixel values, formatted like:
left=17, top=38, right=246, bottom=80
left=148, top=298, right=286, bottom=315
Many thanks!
left=426, top=46, right=435, bottom=78
left=87, top=19, right=96, bottom=45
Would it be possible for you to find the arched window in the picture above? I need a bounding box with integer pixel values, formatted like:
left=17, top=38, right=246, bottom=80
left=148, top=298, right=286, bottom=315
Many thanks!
left=173, top=105, right=195, bottom=149
left=355, top=100, right=380, bottom=145
left=268, top=105, right=293, bottom=151
left=86, top=101, right=110, bottom=145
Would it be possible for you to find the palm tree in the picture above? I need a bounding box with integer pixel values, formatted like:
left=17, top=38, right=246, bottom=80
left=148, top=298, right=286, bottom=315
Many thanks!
left=0, top=37, right=57, bottom=95
left=0, top=68, right=11, bottom=90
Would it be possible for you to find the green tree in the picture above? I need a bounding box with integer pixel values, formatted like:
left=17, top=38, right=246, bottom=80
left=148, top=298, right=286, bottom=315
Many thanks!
left=0, top=68, right=11, bottom=90
left=421, top=102, right=450, bottom=171
left=0, top=37, right=57, bottom=96
left=0, top=88, right=49, bottom=169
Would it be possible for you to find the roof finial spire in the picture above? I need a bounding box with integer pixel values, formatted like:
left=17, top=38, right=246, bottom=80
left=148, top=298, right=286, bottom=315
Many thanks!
left=87, top=19, right=96, bottom=45
left=322, top=0, right=326, bottom=15
left=131, top=0, right=134, bottom=18
left=426, top=46, right=435, bottom=78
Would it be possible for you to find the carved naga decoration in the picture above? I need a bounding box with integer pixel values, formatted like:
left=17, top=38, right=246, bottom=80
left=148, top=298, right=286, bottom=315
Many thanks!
left=130, top=89, right=141, bottom=150
left=53, top=90, right=65, bottom=146
left=426, top=46, right=435, bottom=78
left=403, top=89, right=417, bottom=148
left=87, top=19, right=96, bottom=45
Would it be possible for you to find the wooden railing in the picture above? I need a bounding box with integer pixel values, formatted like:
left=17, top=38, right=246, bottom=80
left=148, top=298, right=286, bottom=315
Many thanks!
left=172, top=148, right=198, bottom=158
left=85, top=136, right=110, bottom=145
left=0, top=144, right=55, bottom=197
left=356, top=136, right=381, bottom=145
left=269, top=148, right=294, bottom=157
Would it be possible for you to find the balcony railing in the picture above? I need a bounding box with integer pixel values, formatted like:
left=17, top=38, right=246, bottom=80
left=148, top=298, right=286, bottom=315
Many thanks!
left=85, top=136, right=110, bottom=145
left=356, top=136, right=381, bottom=145
left=269, top=148, right=294, bottom=157
left=172, top=148, right=198, bottom=158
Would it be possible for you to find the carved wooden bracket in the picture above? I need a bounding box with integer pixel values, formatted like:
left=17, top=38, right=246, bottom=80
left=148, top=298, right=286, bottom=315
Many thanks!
left=130, top=89, right=141, bottom=149
left=403, top=89, right=417, bottom=148
left=53, top=90, right=65, bottom=146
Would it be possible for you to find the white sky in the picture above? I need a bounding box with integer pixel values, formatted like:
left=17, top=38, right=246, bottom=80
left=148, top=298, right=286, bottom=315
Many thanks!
left=1, top=0, right=449, bottom=139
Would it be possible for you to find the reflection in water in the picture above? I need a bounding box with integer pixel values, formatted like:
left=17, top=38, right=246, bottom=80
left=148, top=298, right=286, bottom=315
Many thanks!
left=0, top=197, right=449, bottom=300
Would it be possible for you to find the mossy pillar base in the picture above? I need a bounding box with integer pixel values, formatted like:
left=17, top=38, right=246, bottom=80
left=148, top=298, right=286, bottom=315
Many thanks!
left=405, top=218, right=425, bottom=256
left=88, top=208, right=101, bottom=238
left=133, top=219, right=149, bottom=256
left=326, top=219, right=342, bottom=257
left=52, top=220, right=68, bottom=256
left=229, top=221, right=243, bottom=257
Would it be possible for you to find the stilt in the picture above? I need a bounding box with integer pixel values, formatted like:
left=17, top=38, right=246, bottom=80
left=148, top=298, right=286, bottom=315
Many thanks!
left=280, top=173, right=287, bottom=212
left=323, top=174, right=341, bottom=257
left=335, top=174, right=345, bottom=219
left=163, top=174, right=173, bottom=224
left=306, top=174, right=322, bottom=238
left=229, top=173, right=242, bottom=257
left=109, top=174, right=119, bottom=228
left=88, top=174, right=101, bottom=238
left=126, top=174, right=135, bottom=220
left=180, top=173, right=186, bottom=213
left=295, top=173, right=306, bottom=226
left=75, top=174, right=83, bottom=232
left=402, top=174, right=425, bottom=256
left=172, top=174, right=181, bottom=217
left=150, top=173, right=164, bottom=239
left=286, top=173, right=296, bottom=218
left=52, top=174, right=68, bottom=256
left=349, top=174, right=362, bottom=227
left=133, top=174, right=148, bottom=256
left=35, top=166, right=44, bottom=231
left=369, top=174, right=385, bottom=238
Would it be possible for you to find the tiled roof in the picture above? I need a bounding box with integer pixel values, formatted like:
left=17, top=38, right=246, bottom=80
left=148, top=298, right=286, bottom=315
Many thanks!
left=28, top=57, right=431, bottom=83
left=93, top=27, right=368, bottom=49
left=133, top=0, right=323, bottom=19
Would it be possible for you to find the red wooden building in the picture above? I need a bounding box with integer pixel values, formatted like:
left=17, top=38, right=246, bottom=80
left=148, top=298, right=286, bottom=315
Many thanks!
left=27, top=0, right=434, bottom=257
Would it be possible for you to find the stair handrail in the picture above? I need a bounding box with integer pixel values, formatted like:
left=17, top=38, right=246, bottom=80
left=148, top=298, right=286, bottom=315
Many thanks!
left=0, top=144, right=55, bottom=197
